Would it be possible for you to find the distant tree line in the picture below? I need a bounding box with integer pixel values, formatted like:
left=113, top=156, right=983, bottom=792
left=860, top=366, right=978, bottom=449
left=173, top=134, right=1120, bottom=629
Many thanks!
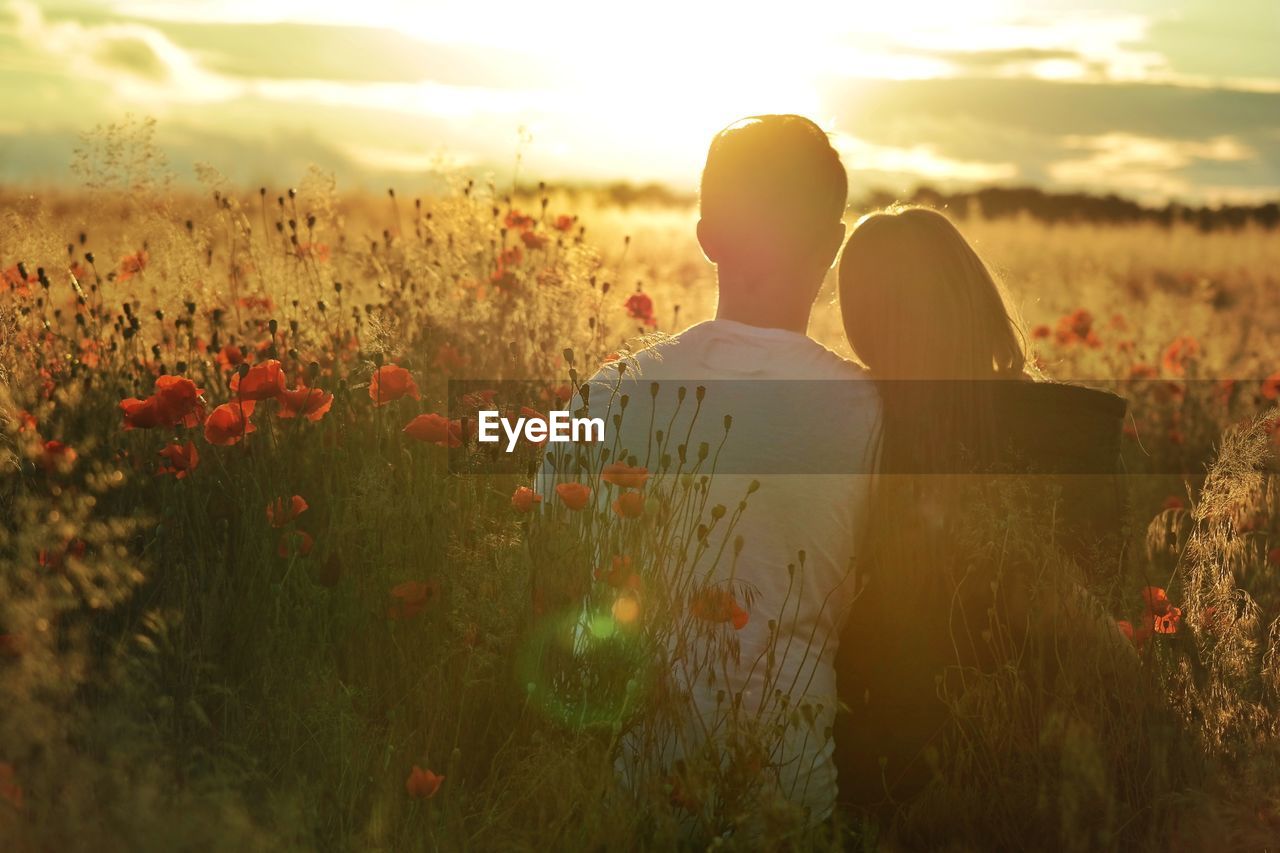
left=864, top=186, right=1280, bottom=232
left=570, top=181, right=1279, bottom=232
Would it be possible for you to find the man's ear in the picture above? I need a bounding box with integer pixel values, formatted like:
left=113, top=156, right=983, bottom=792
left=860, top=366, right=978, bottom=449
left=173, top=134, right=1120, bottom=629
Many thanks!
left=696, top=218, right=720, bottom=264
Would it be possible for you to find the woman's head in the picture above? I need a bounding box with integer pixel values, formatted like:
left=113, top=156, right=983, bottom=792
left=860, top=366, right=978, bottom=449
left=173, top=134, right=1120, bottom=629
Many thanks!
left=838, top=206, right=1025, bottom=380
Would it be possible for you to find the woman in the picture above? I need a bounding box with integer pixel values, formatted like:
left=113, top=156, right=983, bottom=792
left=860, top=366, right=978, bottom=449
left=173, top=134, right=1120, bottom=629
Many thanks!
left=832, top=207, right=1129, bottom=821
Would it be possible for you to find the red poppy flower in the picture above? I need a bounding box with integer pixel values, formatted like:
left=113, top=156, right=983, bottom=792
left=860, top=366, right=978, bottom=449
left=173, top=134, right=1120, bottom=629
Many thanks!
left=511, top=486, right=542, bottom=512
left=153, top=375, right=205, bottom=426
left=388, top=580, right=440, bottom=620
left=216, top=344, right=246, bottom=371
left=595, top=555, right=641, bottom=590
left=118, top=249, right=148, bottom=281
left=624, top=292, right=656, bottom=326
left=613, top=491, right=645, bottom=519
left=39, top=440, right=77, bottom=473
left=602, top=463, right=649, bottom=489
left=552, top=214, right=576, bottom=232
left=0, top=761, right=22, bottom=810
left=555, top=482, right=591, bottom=510
left=277, top=529, right=314, bottom=559
left=120, top=396, right=168, bottom=430
left=231, top=359, right=288, bottom=401
left=690, top=587, right=749, bottom=630
left=369, top=364, right=420, bottom=406
left=1160, top=337, right=1201, bottom=376
left=403, top=413, right=463, bottom=447
left=157, top=441, right=199, bottom=479
left=277, top=385, right=334, bottom=421
left=520, top=230, right=548, bottom=250
left=504, top=210, right=535, bottom=230
left=1262, top=372, right=1280, bottom=401
left=0, top=633, right=24, bottom=658
left=1162, top=495, right=1185, bottom=511
left=435, top=344, right=468, bottom=372
left=1030, top=324, right=1051, bottom=340
left=1054, top=308, right=1094, bottom=345
left=267, top=495, right=309, bottom=527
left=204, top=401, right=257, bottom=446
left=15, top=410, right=37, bottom=433
left=1141, top=586, right=1182, bottom=634
left=405, top=765, right=444, bottom=799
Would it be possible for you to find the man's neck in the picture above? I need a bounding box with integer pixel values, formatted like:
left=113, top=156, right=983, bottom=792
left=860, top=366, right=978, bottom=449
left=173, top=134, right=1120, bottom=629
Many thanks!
left=713, top=281, right=813, bottom=335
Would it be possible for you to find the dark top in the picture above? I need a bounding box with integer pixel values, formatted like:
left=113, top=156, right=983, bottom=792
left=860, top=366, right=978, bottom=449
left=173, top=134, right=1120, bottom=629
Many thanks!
left=833, top=380, right=1127, bottom=814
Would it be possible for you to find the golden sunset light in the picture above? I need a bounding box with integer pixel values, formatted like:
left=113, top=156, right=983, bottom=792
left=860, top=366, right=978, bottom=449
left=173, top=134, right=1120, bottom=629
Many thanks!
left=2, top=1, right=1280, bottom=850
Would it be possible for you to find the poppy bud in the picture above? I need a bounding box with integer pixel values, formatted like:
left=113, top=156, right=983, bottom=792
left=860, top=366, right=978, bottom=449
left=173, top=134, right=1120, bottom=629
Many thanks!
left=696, top=386, right=705, bottom=402
left=237, top=363, right=250, bottom=379
left=562, top=348, right=575, bottom=366
left=650, top=382, right=659, bottom=398
left=676, top=386, right=687, bottom=403
left=268, top=319, right=278, bottom=335
left=619, top=394, right=629, bottom=411
left=747, top=480, right=760, bottom=494
left=724, top=415, right=733, bottom=431
left=710, top=505, right=725, bottom=520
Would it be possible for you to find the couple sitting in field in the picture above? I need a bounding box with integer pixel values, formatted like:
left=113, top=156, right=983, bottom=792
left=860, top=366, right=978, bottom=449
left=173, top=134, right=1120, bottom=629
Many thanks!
left=545, top=114, right=1128, bottom=830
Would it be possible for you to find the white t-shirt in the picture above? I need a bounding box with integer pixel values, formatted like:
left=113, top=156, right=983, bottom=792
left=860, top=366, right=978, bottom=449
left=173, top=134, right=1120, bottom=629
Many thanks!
left=545, top=318, right=880, bottom=823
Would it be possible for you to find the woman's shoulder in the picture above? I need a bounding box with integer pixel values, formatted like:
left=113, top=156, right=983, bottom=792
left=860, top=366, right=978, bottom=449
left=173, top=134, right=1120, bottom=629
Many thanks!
left=991, top=379, right=1127, bottom=474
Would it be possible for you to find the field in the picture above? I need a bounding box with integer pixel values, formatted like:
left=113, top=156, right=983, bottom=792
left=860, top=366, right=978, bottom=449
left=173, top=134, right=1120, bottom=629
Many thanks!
left=3, top=140, right=1280, bottom=851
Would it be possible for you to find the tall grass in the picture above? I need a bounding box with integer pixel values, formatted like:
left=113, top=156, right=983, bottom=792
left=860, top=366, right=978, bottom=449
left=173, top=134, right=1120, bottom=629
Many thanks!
left=3, top=123, right=1280, bottom=849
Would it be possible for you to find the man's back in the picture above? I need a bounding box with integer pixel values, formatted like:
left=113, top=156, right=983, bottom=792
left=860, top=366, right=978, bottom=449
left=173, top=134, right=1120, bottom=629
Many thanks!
left=578, top=319, right=879, bottom=822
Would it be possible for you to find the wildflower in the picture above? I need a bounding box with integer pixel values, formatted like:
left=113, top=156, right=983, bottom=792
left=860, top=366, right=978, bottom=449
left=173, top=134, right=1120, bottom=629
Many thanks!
left=15, top=410, right=37, bottom=433
left=204, top=401, right=257, bottom=446
left=1128, top=364, right=1158, bottom=380
left=276, top=385, right=333, bottom=421
left=232, top=359, right=288, bottom=401
left=1161, top=336, right=1201, bottom=376
left=613, top=490, right=645, bottom=518
left=0, top=634, right=23, bottom=658
left=555, top=482, right=591, bottom=510
left=435, top=344, right=468, bottom=372
left=552, top=214, right=576, bottom=232
left=1162, top=495, right=1185, bottom=511
left=1262, top=372, right=1280, bottom=401
left=404, top=413, right=463, bottom=448
left=1054, top=308, right=1098, bottom=346
left=520, top=230, right=548, bottom=250
left=602, top=463, right=649, bottom=489
left=0, top=762, right=22, bottom=810
left=295, top=242, right=331, bottom=262
left=405, top=765, right=444, bottom=799
left=267, top=495, right=309, bottom=528
left=504, top=209, right=535, bottom=230
left=370, top=364, right=419, bottom=406
left=1031, top=324, right=1051, bottom=340
left=388, top=580, right=439, bottom=620
left=216, top=344, right=246, bottom=371
left=39, top=440, right=77, bottom=473
left=511, top=486, right=542, bottom=512
left=153, top=375, right=206, bottom=426
left=277, top=529, right=314, bottom=558
left=118, top=249, right=148, bottom=281
left=120, top=396, right=169, bottom=430
left=499, top=245, right=524, bottom=267
left=1142, top=586, right=1182, bottom=634
left=157, top=441, right=199, bottom=479
left=595, top=555, right=641, bottom=590
left=624, top=291, right=656, bottom=326
left=39, top=538, right=87, bottom=571
left=690, top=587, right=749, bottom=630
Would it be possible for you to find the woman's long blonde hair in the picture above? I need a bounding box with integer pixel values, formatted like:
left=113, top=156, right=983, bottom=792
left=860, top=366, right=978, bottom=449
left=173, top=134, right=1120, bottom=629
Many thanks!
left=839, top=205, right=1025, bottom=381
left=838, top=206, right=1029, bottom=476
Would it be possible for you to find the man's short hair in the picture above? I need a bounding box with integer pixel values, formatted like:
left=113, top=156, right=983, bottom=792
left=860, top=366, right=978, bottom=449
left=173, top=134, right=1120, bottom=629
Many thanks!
left=700, top=115, right=848, bottom=252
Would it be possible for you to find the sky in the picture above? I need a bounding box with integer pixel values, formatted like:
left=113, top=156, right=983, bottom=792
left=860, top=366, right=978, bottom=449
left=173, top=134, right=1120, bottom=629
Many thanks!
left=0, top=0, right=1277, bottom=203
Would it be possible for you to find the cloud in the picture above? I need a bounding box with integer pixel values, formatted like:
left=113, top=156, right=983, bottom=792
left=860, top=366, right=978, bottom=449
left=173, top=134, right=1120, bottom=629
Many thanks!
left=8, top=0, right=239, bottom=102
left=830, top=133, right=1017, bottom=185
left=1047, top=133, right=1257, bottom=201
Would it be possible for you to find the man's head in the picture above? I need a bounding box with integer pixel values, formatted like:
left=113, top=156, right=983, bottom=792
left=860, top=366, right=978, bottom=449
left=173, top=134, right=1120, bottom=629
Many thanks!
left=698, top=115, right=848, bottom=299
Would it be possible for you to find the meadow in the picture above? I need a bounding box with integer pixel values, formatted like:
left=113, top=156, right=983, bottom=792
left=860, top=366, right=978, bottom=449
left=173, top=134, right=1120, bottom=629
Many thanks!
left=2, top=131, right=1280, bottom=850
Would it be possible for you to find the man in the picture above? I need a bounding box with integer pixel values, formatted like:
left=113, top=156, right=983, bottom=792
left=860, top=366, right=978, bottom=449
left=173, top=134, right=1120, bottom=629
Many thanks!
left=545, top=115, right=879, bottom=826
